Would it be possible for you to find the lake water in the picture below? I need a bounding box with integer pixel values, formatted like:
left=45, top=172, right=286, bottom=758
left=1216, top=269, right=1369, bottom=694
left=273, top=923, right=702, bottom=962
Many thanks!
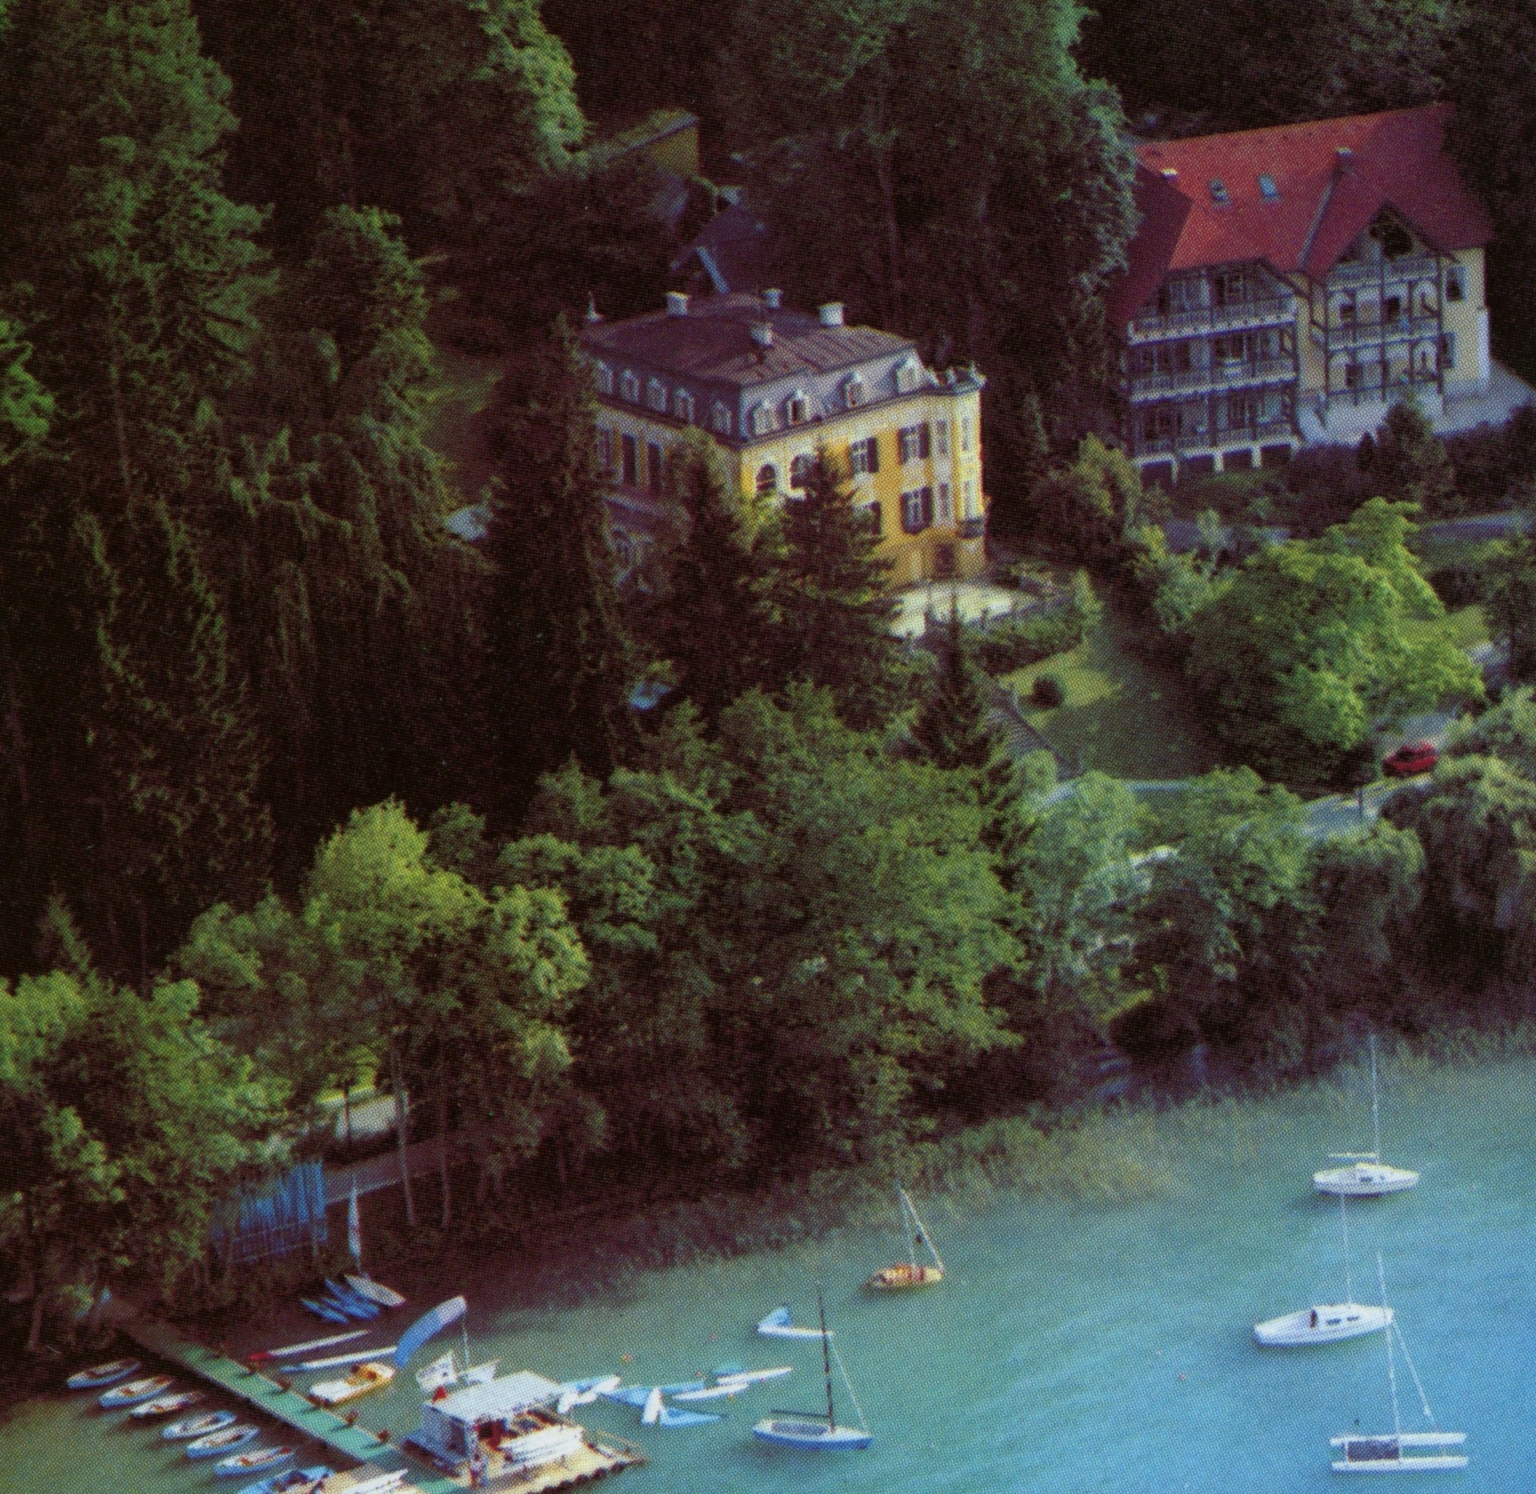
left=6, top=1053, right=1533, bottom=1493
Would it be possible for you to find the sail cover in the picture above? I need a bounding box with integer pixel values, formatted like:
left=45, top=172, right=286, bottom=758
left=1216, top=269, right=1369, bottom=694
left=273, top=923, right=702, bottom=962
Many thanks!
left=394, top=1296, right=467, bottom=1368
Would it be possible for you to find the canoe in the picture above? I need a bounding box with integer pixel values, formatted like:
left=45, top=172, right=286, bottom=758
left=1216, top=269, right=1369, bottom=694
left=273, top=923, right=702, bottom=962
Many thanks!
left=130, top=1390, right=205, bottom=1420
left=215, top=1446, right=296, bottom=1479
left=237, top=1465, right=332, bottom=1494
left=100, top=1374, right=175, bottom=1408
left=344, top=1275, right=407, bottom=1310
left=250, top=1329, right=367, bottom=1363
left=187, top=1424, right=260, bottom=1458
left=309, top=1360, right=395, bottom=1407
left=165, top=1409, right=238, bottom=1440
left=753, top=1416, right=872, bottom=1450
left=1254, top=1302, right=1392, bottom=1346
left=66, top=1359, right=140, bottom=1390
left=293, top=1346, right=397, bottom=1373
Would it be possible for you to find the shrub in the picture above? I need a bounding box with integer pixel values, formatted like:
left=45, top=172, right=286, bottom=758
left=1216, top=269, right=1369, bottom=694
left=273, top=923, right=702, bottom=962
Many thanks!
left=975, top=574, right=1100, bottom=675
left=1032, top=673, right=1065, bottom=708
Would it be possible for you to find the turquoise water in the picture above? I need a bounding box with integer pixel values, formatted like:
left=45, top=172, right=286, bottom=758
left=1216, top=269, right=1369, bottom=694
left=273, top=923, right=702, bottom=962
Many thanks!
left=6, top=1054, right=1534, bottom=1492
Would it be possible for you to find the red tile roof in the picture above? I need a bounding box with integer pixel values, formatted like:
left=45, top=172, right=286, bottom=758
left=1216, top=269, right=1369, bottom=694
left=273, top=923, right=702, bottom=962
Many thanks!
left=1107, top=104, right=1492, bottom=325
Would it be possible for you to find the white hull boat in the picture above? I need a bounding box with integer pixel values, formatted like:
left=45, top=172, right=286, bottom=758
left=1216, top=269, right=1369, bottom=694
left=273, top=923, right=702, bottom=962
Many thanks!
left=1256, top=1303, right=1392, bottom=1346
left=1315, top=1037, right=1419, bottom=1197
left=344, top=1274, right=407, bottom=1310
left=756, top=1305, right=832, bottom=1340
left=751, top=1288, right=870, bottom=1452
left=309, top=1360, right=394, bottom=1406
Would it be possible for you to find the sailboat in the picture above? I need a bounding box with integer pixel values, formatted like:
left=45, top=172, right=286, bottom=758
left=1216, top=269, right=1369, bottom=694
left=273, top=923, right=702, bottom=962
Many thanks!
left=1315, top=1036, right=1420, bottom=1197
left=866, top=1185, right=945, bottom=1290
left=1255, top=1194, right=1393, bottom=1346
left=753, top=1287, right=871, bottom=1450
left=1330, top=1254, right=1467, bottom=1472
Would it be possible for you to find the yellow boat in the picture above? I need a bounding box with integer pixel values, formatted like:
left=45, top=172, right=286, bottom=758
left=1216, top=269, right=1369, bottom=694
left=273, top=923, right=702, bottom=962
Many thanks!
left=866, top=1186, right=945, bottom=1291
left=309, top=1360, right=396, bottom=1407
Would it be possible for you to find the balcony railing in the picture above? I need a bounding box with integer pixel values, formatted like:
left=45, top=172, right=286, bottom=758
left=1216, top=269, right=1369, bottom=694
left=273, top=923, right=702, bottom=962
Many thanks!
left=957, top=516, right=985, bottom=539
left=1313, top=313, right=1442, bottom=348
left=1128, top=357, right=1296, bottom=400
left=1128, top=295, right=1295, bottom=343
left=1133, top=417, right=1295, bottom=457
left=1326, top=254, right=1440, bottom=288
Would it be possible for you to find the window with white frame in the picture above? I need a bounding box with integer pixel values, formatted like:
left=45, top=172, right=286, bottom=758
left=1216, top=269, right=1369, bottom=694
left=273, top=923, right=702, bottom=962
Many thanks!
left=895, top=358, right=922, bottom=394
left=596, top=428, right=614, bottom=476
left=647, top=378, right=668, bottom=413
left=786, top=390, right=810, bottom=425
left=849, top=434, right=879, bottom=476
left=935, top=420, right=950, bottom=457
left=595, top=362, right=614, bottom=396
left=789, top=453, right=815, bottom=489
left=936, top=483, right=952, bottom=524
left=620, top=370, right=640, bottom=403
left=711, top=402, right=733, bottom=436
left=960, top=415, right=974, bottom=453
left=751, top=402, right=775, bottom=437
left=898, top=423, right=931, bottom=463
left=901, top=487, right=933, bottom=533
left=843, top=373, right=866, bottom=408
left=674, top=389, right=695, bottom=424
left=864, top=501, right=882, bottom=536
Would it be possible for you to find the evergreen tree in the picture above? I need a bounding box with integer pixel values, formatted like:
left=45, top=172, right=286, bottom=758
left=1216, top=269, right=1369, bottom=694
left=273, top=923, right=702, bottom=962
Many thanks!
left=0, top=317, right=52, bottom=465
left=1372, top=397, right=1457, bottom=515
left=655, top=437, right=782, bottom=727
left=774, top=446, right=903, bottom=728
left=481, top=319, right=631, bottom=819
left=911, top=603, right=996, bottom=771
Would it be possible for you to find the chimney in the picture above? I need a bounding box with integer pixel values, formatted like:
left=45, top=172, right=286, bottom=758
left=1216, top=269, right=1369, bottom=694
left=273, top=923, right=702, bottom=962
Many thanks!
left=584, top=293, right=602, bottom=323
left=1335, top=146, right=1354, bottom=175
left=763, top=288, right=782, bottom=310
left=666, top=291, right=690, bottom=318
left=818, top=302, right=845, bottom=327
left=750, top=322, right=774, bottom=354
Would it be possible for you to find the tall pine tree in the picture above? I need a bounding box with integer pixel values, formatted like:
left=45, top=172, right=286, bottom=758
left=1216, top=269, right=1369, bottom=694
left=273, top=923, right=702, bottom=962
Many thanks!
left=911, top=603, right=997, bottom=771
left=481, top=318, right=631, bottom=820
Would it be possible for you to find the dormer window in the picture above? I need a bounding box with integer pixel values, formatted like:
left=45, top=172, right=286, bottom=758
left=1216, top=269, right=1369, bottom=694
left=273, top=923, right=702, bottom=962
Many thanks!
left=894, top=357, right=922, bottom=395
left=595, top=362, right=614, bottom=396
left=786, top=390, right=810, bottom=425
left=843, top=373, right=866, bottom=408
left=620, top=370, right=640, bottom=403
left=1258, top=174, right=1278, bottom=200
left=674, top=389, right=695, bottom=424
left=1209, top=179, right=1229, bottom=204
left=751, top=402, right=775, bottom=437
left=647, top=377, right=668, bottom=413
left=711, top=402, right=733, bottom=436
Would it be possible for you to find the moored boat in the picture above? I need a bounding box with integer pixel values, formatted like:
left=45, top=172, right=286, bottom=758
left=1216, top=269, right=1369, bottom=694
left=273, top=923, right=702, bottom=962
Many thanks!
left=100, top=1374, right=175, bottom=1408
left=130, top=1389, right=205, bottom=1420
left=1315, top=1037, right=1420, bottom=1197
left=344, top=1274, right=407, bottom=1310
left=1255, top=1194, right=1390, bottom=1346
left=866, top=1186, right=945, bottom=1290
left=187, top=1424, right=260, bottom=1459
left=215, top=1445, right=296, bottom=1479
left=66, top=1359, right=141, bottom=1390
left=752, top=1288, right=870, bottom=1451
left=237, top=1465, right=332, bottom=1494
left=309, top=1360, right=395, bottom=1407
left=756, top=1305, right=831, bottom=1340
left=164, top=1409, right=238, bottom=1440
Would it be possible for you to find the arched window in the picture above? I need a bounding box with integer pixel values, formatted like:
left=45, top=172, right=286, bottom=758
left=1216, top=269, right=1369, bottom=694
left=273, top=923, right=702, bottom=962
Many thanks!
left=595, top=362, right=614, bottom=396
left=789, top=453, right=815, bottom=489
left=751, top=402, right=775, bottom=437
left=786, top=390, right=810, bottom=425
left=620, top=370, right=640, bottom=403
left=674, top=389, right=695, bottom=424
left=756, top=464, right=778, bottom=497
left=711, top=402, right=733, bottom=436
left=647, top=377, right=668, bottom=413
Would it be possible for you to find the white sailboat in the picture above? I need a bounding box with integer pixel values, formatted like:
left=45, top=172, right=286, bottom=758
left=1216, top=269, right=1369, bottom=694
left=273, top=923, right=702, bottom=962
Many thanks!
left=1255, top=1194, right=1393, bottom=1346
left=753, top=1288, right=871, bottom=1451
left=1315, top=1036, right=1420, bottom=1197
left=866, top=1185, right=945, bottom=1290
left=1331, top=1255, right=1467, bottom=1473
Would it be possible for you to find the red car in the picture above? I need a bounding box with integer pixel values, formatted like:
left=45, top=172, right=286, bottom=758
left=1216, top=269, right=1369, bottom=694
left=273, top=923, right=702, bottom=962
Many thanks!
left=1383, top=741, right=1439, bottom=778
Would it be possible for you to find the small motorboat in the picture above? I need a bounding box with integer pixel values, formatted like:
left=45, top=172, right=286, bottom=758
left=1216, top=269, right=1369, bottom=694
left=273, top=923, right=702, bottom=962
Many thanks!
left=101, top=1374, right=176, bottom=1408
left=130, top=1389, right=205, bottom=1420
left=164, top=1409, right=237, bottom=1440
left=344, top=1274, right=406, bottom=1310
left=186, top=1424, right=260, bottom=1459
left=66, top=1359, right=141, bottom=1390
left=237, top=1465, right=332, bottom=1494
left=756, top=1305, right=832, bottom=1340
left=300, top=1297, right=350, bottom=1325
left=215, top=1446, right=296, bottom=1479
left=309, top=1360, right=395, bottom=1407
left=753, top=1288, right=871, bottom=1451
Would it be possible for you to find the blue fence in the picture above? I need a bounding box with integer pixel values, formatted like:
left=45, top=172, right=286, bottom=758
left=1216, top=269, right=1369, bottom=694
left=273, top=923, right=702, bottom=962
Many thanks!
left=211, top=1160, right=329, bottom=1265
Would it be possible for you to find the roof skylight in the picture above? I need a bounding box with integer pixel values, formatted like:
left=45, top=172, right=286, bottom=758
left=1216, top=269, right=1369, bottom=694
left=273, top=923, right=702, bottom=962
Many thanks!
left=1259, top=173, right=1279, bottom=200
left=1209, top=178, right=1229, bottom=204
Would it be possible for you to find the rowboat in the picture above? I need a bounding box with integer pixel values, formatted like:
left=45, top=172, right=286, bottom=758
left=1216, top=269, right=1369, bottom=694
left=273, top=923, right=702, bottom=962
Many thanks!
left=309, top=1360, right=395, bottom=1407
left=866, top=1186, right=945, bottom=1290
left=753, top=1288, right=871, bottom=1451
left=66, top=1359, right=140, bottom=1390
left=215, top=1445, right=296, bottom=1478
left=164, top=1409, right=237, bottom=1440
left=187, top=1424, right=260, bottom=1458
left=100, top=1374, right=175, bottom=1408
left=130, top=1390, right=205, bottom=1420
left=237, top=1465, right=332, bottom=1494
left=344, top=1275, right=407, bottom=1310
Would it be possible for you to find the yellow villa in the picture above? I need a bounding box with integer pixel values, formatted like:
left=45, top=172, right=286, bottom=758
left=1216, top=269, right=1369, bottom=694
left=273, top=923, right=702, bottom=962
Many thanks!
left=578, top=290, right=987, bottom=589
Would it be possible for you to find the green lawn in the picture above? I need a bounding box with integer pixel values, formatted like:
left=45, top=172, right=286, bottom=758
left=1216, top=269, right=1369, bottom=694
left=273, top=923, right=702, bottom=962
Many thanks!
left=1001, top=603, right=1221, bottom=780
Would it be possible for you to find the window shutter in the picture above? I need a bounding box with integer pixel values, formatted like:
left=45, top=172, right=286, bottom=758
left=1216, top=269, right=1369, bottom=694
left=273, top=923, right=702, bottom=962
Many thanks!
left=919, top=424, right=931, bottom=460
left=868, top=435, right=880, bottom=473
left=921, top=487, right=934, bottom=525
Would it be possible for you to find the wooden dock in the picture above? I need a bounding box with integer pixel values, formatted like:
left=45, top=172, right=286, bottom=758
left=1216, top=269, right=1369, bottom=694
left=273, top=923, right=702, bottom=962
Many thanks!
left=118, top=1317, right=640, bottom=1494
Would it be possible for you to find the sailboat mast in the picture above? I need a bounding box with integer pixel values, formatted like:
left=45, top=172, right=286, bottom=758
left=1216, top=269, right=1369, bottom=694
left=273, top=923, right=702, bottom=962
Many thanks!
left=817, top=1286, right=835, bottom=1429
left=1369, top=1034, right=1382, bottom=1160
left=1376, top=1253, right=1402, bottom=1442
left=1340, top=1193, right=1353, bottom=1303
left=899, top=1187, right=918, bottom=1270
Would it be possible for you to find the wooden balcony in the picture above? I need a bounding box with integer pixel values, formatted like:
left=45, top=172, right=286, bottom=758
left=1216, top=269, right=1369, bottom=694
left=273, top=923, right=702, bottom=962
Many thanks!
left=1327, top=254, right=1439, bottom=288
left=1127, top=295, right=1295, bottom=344
left=1127, top=357, right=1296, bottom=401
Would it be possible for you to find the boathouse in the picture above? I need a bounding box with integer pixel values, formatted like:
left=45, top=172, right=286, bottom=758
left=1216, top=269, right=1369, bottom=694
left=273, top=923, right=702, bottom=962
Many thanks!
left=409, top=1372, right=584, bottom=1474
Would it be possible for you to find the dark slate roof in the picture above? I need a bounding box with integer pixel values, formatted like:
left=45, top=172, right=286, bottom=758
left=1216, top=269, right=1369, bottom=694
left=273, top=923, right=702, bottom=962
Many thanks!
left=1108, top=104, right=1493, bottom=324
left=580, top=293, right=912, bottom=387
left=670, top=202, right=770, bottom=294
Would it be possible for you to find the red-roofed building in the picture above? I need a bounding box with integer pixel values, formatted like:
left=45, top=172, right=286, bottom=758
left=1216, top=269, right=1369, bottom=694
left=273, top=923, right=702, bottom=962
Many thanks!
left=1109, top=105, right=1494, bottom=483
